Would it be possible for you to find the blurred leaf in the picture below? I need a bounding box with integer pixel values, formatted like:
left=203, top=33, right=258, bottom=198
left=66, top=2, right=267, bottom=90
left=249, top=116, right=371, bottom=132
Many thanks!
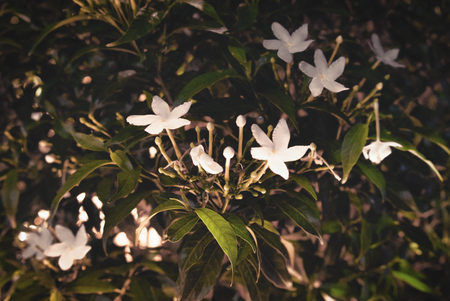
left=392, top=270, right=433, bottom=293
left=271, top=194, right=323, bottom=243
left=233, top=3, right=258, bottom=31
left=179, top=241, right=223, bottom=301
left=386, top=187, right=413, bottom=212
left=223, top=213, right=256, bottom=252
left=357, top=160, right=386, bottom=200
left=166, top=214, right=199, bottom=242
left=179, top=227, right=214, bottom=272
left=398, top=221, right=434, bottom=252
left=291, top=174, right=317, bottom=200
left=341, top=123, right=368, bottom=183
left=72, top=132, right=107, bottom=152
left=129, top=277, right=171, bottom=301
left=251, top=225, right=289, bottom=261
left=174, top=69, right=243, bottom=106
left=238, top=260, right=269, bottom=301
left=49, top=289, right=62, bottom=301
left=50, top=160, right=113, bottom=221
left=359, top=220, right=372, bottom=258
left=259, top=240, right=292, bottom=290
left=260, top=91, right=299, bottom=132
left=107, top=169, right=140, bottom=203
left=184, top=0, right=225, bottom=26
left=65, top=274, right=117, bottom=294
left=107, top=7, right=164, bottom=47
left=1, top=169, right=19, bottom=228
left=103, top=190, right=152, bottom=253
left=195, top=208, right=237, bottom=282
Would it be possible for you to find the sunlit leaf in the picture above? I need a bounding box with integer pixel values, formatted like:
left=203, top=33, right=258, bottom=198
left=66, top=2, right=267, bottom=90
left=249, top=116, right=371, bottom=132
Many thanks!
left=291, top=174, right=317, bottom=200
left=223, top=213, right=256, bottom=252
left=357, top=160, right=386, bottom=200
left=259, top=91, right=299, bottom=132
left=341, top=123, right=368, bottom=183
left=166, top=214, right=199, bottom=242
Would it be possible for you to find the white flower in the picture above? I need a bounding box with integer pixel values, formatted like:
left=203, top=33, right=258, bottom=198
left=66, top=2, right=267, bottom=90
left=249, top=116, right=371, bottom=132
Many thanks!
left=369, top=33, right=404, bottom=68
left=22, top=227, right=53, bottom=260
left=251, top=119, right=310, bottom=180
left=126, top=96, right=192, bottom=134
left=44, top=224, right=91, bottom=271
left=263, top=22, right=313, bottom=63
left=299, top=49, right=349, bottom=97
left=190, top=145, right=223, bottom=174
left=362, top=140, right=402, bottom=164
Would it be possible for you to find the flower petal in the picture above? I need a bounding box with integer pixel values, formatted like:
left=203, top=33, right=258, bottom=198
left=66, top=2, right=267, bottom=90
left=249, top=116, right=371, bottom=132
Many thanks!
left=126, top=114, right=160, bottom=126
left=268, top=154, right=289, bottom=180
left=71, top=245, right=92, bottom=260
left=170, top=101, right=192, bottom=119
left=151, top=96, right=171, bottom=119
left=309, top=76, right=324, bottom=97
left=277, top=45, right=293, bottom=63
left=324, top=56, right=346, bottom=81
left=288, top=40, right=313, bottom=53
left=314, top=49, right=328, bottom=74
left=277, top=145, right=310, bottom=162
left=55, top=225, right=75, bottom=244
left=75, top=224, right=88, bottom=248
left=25, top=232, right=40, bottom=245
left=44, top=242, right=68, bottom=257
left=251, top=147, right=270, bottom=161
left=385, top=48, right=399, bottom=61
left=22, top=245, right=37, bottom=259
left=199, top=153, right=223, bottom=174
left=251, top=124, right=274, bottom=149
left=58, top=251, right=74, bottom=271
left=271, top=22, right=290, bottom=43
left=190, top=145, right=205, bottom=166
left=144, top=120, right=164, bottom=135
left=370, top=33, right=384, bottom=57
left=290, top=24, right=308, bottom=45
left=263, top=39, right=283, bottom=50
left=272, top=119, right=290, bottom=153
left=299, top=61, right=319, bottom=78
left=161, top=118, right=191, bottom=130
left=322, top=78, right=348, bottom=94
left=35, top=250, right=46, bottom=261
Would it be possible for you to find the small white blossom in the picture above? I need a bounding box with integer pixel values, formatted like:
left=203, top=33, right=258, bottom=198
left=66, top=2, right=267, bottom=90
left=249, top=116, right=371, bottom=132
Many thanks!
left=263, top=22, right=314, bottom=63
left=190, top=145, right=223, bottom=174
left=369, top=33, right=404, bottom=68
left=44, top=224, right=91, bottom=271
left=22, top=227, right=53, bottom=260
left=236, top=115, right=246, bottom=127
left=362, top=140, right=402, bottom=164
left=299, top=49, right=349, bottom=97
left=251, top=119, right=310, bottom=180
left=127, top=96, right=192, bottom=134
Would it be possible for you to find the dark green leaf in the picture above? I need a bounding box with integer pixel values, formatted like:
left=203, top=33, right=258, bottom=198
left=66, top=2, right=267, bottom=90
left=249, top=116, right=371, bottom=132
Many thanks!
left=222, top=213, right=256, bottom=252
left=107, top=8, right=164, bottom=47
left=179, top=227, right=214, bottom=272
left=386, top=187, right=413, bottom=212
left=360, top=220, right=372, bottom=258
left=166, top=214, right=199, bottom=242
left=392, top=270, right=433, bottom=293
left=65, top=275, right=117, bottom=294
left=291, top=174, right=317, bottom=200
left=400, top=125, right=450, bottom=156
left=103, top=190, right=152, bottom=253
left=129, top=277, right=171, bottom=301
left=233, top=3, right=258, bottom=31
left=1, top=169, right=19, bottom=228
left=179, top=242, right=223, bottom=301
left=228, top=38, right=251, bottom=75
left=184, top=0, right=225, bottom=26
left=245, top=198, right=264, bottom=226
left=259, top=241, right=292, bottom=290
left=195, top=208, right=238, bottom=282
left=110, top=149, right=137, bottom=177
left=72, top=132, right=107, bottom=152
left=260, top=91, right=299, bottom=132
left=251, top=225, right=289, bottom=261
left=105, top=126, right=150, bottom=146
left=271, top=194, right=323, bottom=243
left=107, top=170, right=140, bottom=203
left=300, top=100, right=351, bottom=125
left=398, top=221, right=434, bottom=252
left=341, top=123, right=368, bottom=183
left=357, top=160, right=386, bottom=200
left=174, top=69, right=243, bottom=106
left=50, top=160, right=113, bottom=221
left=238, top=260, right=269, bottom=301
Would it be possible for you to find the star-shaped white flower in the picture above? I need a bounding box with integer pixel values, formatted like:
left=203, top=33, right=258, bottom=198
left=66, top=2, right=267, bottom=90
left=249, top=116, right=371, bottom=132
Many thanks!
left=299, top=49, right=349, bottom=97
left=44, top=224, right=91, bottom=271
left=263, top=22, right=314, bottom=63
left=251, top=119, right=310, bottom=180
left=22, top=227, right=53, bottom=260
left=369, top=33, right=404, bottom=68
left=362, top=140, right=402, bottom=164
left=190, top=145, right=223, bottom=174
left=126, top=96, right=192, bottom=134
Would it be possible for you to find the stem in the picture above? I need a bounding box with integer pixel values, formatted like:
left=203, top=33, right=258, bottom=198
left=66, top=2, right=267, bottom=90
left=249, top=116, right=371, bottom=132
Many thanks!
left=221, top=196, right=230, bottom=213
left=374, top=99, right=380, bottom=141
left=155, top=137, right=172, bottom=163
left=237, top=126, right=243, bottom=163
left=166, top=129, right=182, bottom=160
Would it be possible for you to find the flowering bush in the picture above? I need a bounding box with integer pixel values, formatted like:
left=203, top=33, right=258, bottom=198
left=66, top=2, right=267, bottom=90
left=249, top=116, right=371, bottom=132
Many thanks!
left=1, top=1, right=450, bottom=300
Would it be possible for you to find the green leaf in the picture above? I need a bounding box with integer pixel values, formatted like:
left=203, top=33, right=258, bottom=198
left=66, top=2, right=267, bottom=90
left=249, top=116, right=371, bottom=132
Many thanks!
left=102, top=190, right=152, bottom=253
left=72, top=132, right=107, bottom=152
left=107, top=170, right=139, bottom=203
left=291, top=174, right=317, bottom=200
left=392, top=270, right=433, bottom=293
left=166, top=214, right=199, bottom=242
left=129, top=278, right=170, bottom=301
left=184, top=0, right=225, bottom=26
left=251, top=225, right=289, bottom=261
left=238, top=260, right=269, bottom=301
left=1, top=169, right=19, bottom=228
left=50, top=289, right=63, bottom=301
left=386, top=187, right=413, bottom=212
left=29, top=15, right=94, bottom=55
left=110, top=149, right=137, bottom=177
left=179, top=227, right=214, bottom=272
left=222, top=213, right=256, bottom=252
left=195, top=208, right=238, bottom=282
left=50, top=160, right=113, bottom=221
left=107, top=7, right=164, bottom=47
left=400, top=125, right=450, bottom=156
left=228, top=37, right=251, bottom=75
left=259, top=240, right=292, bottom=290
left=359, top=220, right=372, bottom=258
left=232, top=3, right=258, bottom=31
left=271, top=194, right=323, bottom=243
left=174, top=69, right=242, bottom=106
left=356, top=160, right=386, bottom=200
left=398, top=221, right=434, bottom=252
left=136, top=200, right=188, bottom=245
left=179, top=241, right=223, bottom=301
left=65, top=275, right=117, bottom=294
left=300, top=102, right=351, bottom=125
left=259, top=91, right=299, bottom=132
left=341, top=123, right=368, bottom=184
left=245, top=199, right=264, bottom=227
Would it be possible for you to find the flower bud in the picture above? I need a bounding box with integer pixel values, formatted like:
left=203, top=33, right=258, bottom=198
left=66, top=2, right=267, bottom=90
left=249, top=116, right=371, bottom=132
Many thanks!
left=336, top=35, right=343, bottom=44
left=207, top=122, right=214, bottom=131
left=223, top=146, right=235, bottom=159
left=235, top=194, right=243, bottom=200
left=155, top=137, right=162, bottom=146
left=236, top=115, right=246, bottom=127
left=376, top=82, right=383, bottom=90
